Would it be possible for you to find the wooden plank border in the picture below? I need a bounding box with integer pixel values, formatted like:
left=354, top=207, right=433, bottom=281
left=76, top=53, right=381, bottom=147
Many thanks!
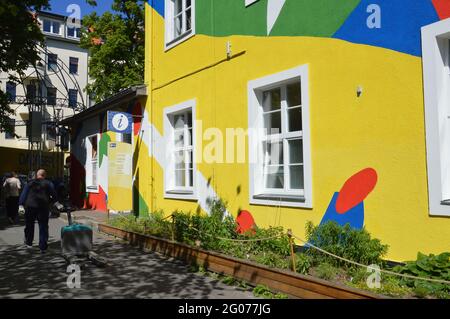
left=98, top=224, right=385, bottom=299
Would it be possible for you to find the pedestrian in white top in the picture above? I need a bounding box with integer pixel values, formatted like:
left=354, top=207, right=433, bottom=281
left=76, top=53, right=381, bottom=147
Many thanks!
left=3, top=172, right=21, bottom=224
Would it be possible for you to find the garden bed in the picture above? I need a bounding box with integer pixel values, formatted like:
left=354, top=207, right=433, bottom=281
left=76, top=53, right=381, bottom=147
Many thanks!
left=98, top=223, right=383, bottom=299
left=101, top=201, right=450, bottom=299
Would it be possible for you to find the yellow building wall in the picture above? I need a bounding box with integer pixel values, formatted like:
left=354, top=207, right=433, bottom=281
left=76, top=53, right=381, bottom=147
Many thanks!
left=141, top=4, right=450, bottom=262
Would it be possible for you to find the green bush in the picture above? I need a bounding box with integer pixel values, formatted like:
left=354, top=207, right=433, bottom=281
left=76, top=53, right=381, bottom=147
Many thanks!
left=291, top=253, right=312, bottom=275
left=316, top=262, right=338, bottom=281
left=254, top=251, right=289, bottom=269
left=305, top=221, right=389, bottom=268
left=392, top=252, right=450, bottom=298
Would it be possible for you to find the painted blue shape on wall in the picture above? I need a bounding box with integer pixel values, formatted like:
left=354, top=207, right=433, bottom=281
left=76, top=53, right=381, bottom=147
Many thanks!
left=148, top=0, right=165, bottom=18
left=333, top=0, right=439, bottom=56
left=319, top=192, right=364, bottom=230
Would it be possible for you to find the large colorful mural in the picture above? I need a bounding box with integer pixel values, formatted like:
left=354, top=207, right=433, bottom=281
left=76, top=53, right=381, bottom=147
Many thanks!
left=70, top=0, right=450, bottom=262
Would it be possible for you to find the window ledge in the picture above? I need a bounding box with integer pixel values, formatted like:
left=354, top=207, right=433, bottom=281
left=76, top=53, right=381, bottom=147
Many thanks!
left=253, top=193, right=305, bottom=202
left=164, top=190, right=197, bottom=201
left=166, top=190, right=194, bottom=195
left=86, top=186, right=99, bottom=194
left=165, top=32, right=195, bottom=52
left=440, top=200, right=450, bottom=206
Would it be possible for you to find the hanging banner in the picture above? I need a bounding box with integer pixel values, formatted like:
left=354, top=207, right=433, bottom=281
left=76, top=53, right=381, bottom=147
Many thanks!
left=107, top=141, right=132, bottom=211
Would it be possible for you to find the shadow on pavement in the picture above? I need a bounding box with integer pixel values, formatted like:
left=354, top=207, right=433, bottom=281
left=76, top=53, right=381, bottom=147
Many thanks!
left=0, top=234, right=256, bottom=299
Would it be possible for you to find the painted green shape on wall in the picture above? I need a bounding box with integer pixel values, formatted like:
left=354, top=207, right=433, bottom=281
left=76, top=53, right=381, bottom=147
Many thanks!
left=269, top=0, right=361, bottom=37
left=99, top=133, right=111, bottom=167
left=196, top=0, right=267, bottom=36
left=135, top=188, right=149, bottom=217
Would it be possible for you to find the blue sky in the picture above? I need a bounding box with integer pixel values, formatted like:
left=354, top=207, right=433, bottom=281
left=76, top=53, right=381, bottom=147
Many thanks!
left=44, top=0, right=115, bottom=17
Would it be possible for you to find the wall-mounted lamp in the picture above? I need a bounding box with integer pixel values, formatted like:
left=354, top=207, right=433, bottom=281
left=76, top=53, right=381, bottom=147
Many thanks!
left=226, top=41, right=232, bottom=59
left=357, top=85, right=363, bottom=97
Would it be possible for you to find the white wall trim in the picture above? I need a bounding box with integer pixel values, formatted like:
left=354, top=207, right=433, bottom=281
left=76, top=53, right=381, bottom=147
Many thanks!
left=163, top=99, right=198, bottom=200
left=248, top=64, right=313, bottom=209
left=422, top=18, right=450, bottom=217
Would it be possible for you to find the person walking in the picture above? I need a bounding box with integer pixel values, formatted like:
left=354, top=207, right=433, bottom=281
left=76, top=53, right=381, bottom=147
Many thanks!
left=3, top=172, right=21, bottom=224
left=19, top=169, right=57, bottom=253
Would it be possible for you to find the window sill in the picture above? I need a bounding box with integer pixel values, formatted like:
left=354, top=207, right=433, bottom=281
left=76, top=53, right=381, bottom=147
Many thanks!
left=165, top=32, right=195, bottom=52
left=86, top=187, right=99, bottom=194
left=253, top=193, right=305, bottom=202
left=250, top=193, right=311, bottom=208
left=440, top=200, right=450, bottom=206
left=164, top=189, right=197, bottom=201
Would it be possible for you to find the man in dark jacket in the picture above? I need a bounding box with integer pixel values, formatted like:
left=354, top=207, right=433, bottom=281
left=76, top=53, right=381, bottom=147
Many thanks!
left=19, top=169, right=58, bottom=253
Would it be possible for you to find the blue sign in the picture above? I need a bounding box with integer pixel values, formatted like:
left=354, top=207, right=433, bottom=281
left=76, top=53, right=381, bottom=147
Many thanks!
left=107, top=111, right=133, bottom=134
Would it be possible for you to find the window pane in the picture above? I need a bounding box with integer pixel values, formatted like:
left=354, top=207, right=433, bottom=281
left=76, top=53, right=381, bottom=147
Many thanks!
left=52, top=21, right=60, bottom=34
left=174, top=15, right=182, bottom=37
left=265, top=166, right=284, bottom=189
left=43, top=20, right=51, bottom=32
left=188, top=150, right=193, bottom=169
left=5, top=119, right=15, bottom=139
left=175, top=170, right=185, bottom=187
left=288, top=139, right=303, bottom=164
left=69, top=57, right=78, bottom=74
left=48, top=54, right=58, bottom=71
left=186, top=0, right=191, bottom=8
left=47, top=88, right=56, bottom=105
left=26, top=84, right=36, bottom=101
left=290, top=165, right=304, bottom=190
left=188, top=169, right=193, bottom=187
left=174, top=129, right=184, bottom=147
left=68, top=89, right=77, bottom=108
left=262, top=88, right=281, bottom=112
left=287, top=82, right=301, bottom=107
left=68, top=27, right=75, bottom=37
left=187, top=111, right=192, bottom=127
left=288, top=107, right=302, bottom=132
left=263, top=111, right=281, bottom=133
left=175, top=0, right=183, bottom=14
left=174, top=114, right=185, bottom=128
left=175, top=151, right=184, bottom=169
left=186, top=8, right=192, bottom=31
left=187, top=128, right=193, bottom=146
left=6, top=82, right=16, bottom=102
left=264, top=141, right=283, bottom=165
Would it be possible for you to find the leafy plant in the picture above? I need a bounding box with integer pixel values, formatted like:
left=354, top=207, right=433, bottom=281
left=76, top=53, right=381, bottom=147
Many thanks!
left=252, top=285, right=274, bottom=299
left=254, top=252, right=289, bottom=269
left=305, top=221, right=389, bottom=268
left=392, top=252, right=450, bottom=298
left=221, top=276, right=238, bottom=286
left=316, top=263, right=338, bottom=281
left=291, top=253, right=312, bottom=275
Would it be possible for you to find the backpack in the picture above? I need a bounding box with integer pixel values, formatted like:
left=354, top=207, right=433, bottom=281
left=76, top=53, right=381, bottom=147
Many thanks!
left=25, top=180, right=52, bottom=209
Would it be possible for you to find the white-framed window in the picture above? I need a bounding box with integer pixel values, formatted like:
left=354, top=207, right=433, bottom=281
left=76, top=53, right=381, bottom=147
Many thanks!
left=164, top=0, right=195, bottom=50
left=42, top=19, right=61, bottom=35
left=422, top=19, right=450, bottom=216
left=86, top=134, right=99, bottom=193
left=163, top=99, right=197, bottom=200
left=248, top=65, right=312, bottom=208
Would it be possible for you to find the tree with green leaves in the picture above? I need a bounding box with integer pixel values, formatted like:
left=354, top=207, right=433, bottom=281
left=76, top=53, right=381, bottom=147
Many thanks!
left=80, top=0, right=145, bottom=103
left=0, top=0, right=49, bottom=134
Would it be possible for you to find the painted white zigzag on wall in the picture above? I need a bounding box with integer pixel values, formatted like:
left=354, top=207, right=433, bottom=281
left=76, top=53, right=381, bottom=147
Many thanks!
left=267, top=0, right=286, bottom=35
left=139, top=110, right=221, bottom=215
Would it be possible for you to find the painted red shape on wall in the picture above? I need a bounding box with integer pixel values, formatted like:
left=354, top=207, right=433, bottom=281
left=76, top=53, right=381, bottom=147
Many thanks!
left=236, top=210, right=256, bottom=235
left=132, top=102, right=142, bottom=136
left=432, top=0, right=450, bottom=19
left=335, top=168, right=378, bottom=214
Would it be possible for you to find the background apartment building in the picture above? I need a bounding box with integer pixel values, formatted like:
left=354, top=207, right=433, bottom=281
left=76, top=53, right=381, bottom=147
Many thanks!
left=0, top=10, right=90, bottom=152
left=0, top=11, right=90, bottom=177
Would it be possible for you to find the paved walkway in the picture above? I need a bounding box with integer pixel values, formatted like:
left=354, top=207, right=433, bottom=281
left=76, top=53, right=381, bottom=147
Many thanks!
left=0, top=209, right=257, bottom=299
